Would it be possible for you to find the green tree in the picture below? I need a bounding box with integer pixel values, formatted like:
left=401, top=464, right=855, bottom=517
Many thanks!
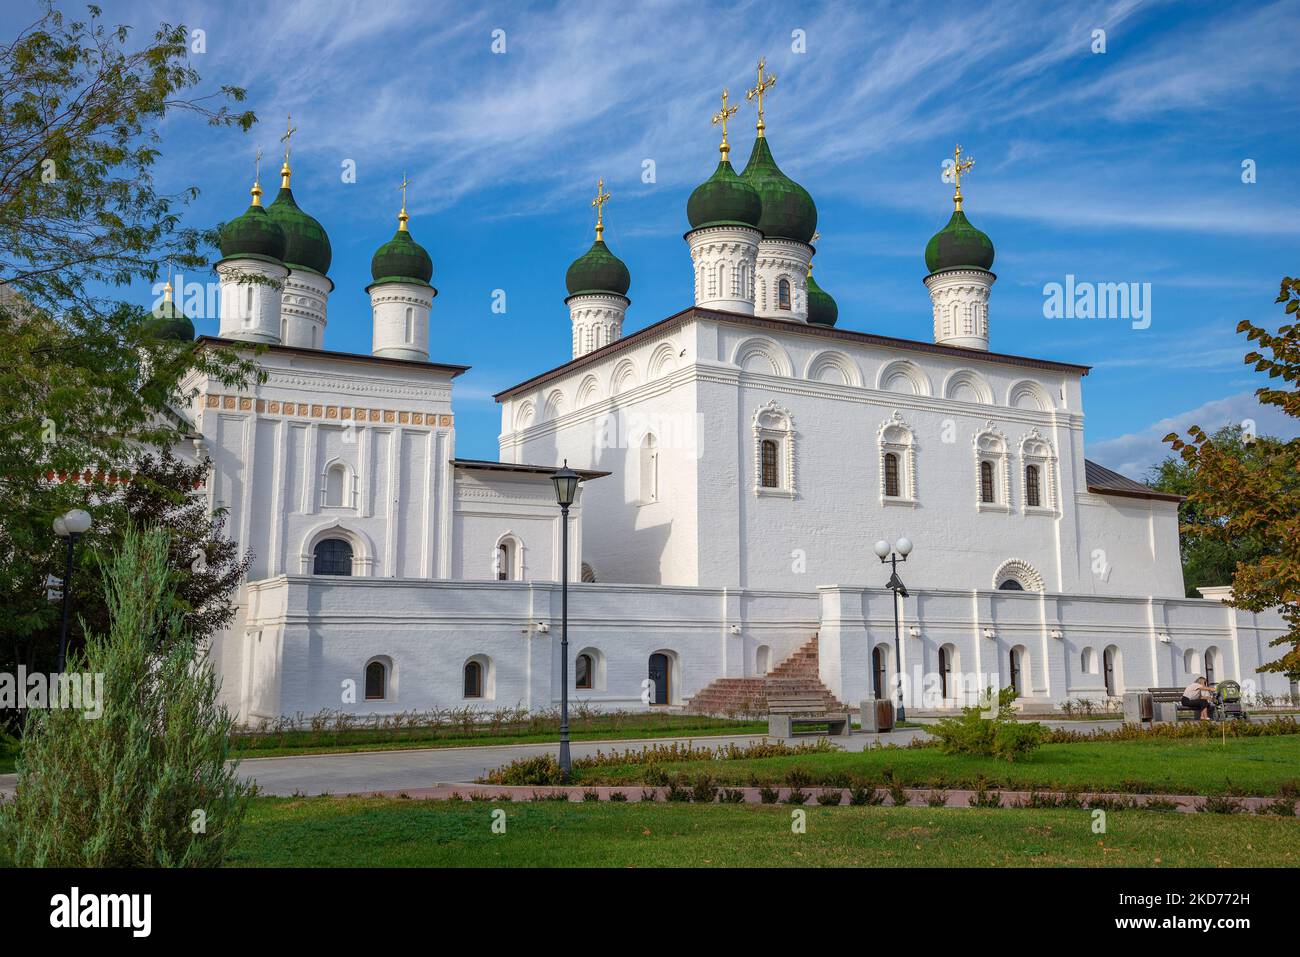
left=0, top=526, right=253, bottom=867
left=1148, top=425, right=1277, bottom=597
left=1165, top=278, right=1300, bottom=679
left=0, top=4, right=261, bottom=682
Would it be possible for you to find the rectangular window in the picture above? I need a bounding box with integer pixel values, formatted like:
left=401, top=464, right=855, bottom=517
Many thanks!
left=760, top=439, right=779, bottom=488
left=980, top=460, right=995, bottom=503
left=884, top=453, right=900, bottom=497
left=1026, top=465, right=1041, bottom=507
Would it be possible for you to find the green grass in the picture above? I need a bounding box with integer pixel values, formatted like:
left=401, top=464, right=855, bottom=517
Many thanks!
left=567, top=735, right=1300, bottom=796
left=222, top=797, right=1300, bottom=867
left=229, top=714, right=768, bottom=759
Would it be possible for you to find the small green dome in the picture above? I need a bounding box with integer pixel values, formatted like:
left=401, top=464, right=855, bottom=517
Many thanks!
left=144, top=295, right=194, bottom=342
left=218, top=201, right=286, bottom=263
left=267, top=186, right=332, bottom=275
left=925, top=208, right=995, bottom=273
left=565, top=239, right=630, bottom=297
left=806, top=271, right=838, bottom=327
left=687, top=158, right=762, bottom=230
left=740, top=137, right=817, bottom=243
left=371, top=226, right=433, bottom=286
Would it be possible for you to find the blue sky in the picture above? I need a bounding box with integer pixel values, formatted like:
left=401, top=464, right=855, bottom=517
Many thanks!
left=19, top=0, right=1300, bottom=475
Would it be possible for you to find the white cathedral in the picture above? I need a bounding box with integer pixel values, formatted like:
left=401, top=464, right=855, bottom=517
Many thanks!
left=163, top=81, right=1288, bottom=723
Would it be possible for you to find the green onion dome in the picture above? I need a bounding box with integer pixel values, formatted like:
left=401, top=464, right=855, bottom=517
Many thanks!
left=924, top=208, right=995, bottom=273
left=144, top=283, right=194, bottom=341
left=687, top=158, right=762, bottom=230
left=218, top=184, right=286, bottom=263
left=805, top=269, right=838, bottom=327
left=739, top=137, right=817, bottom=243
left=266, top=172, right=332, bottom=275
left=565, top=238, right=630, bottom=298
left=370, top=217, right=433, bottom=286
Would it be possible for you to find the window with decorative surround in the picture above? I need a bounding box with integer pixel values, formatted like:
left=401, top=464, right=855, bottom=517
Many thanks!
left=1019, top=429, right=1058, bottom=513
left=973, top=424, right=1011, bottom=512
left=752, top=400, right=796, bottom=498
left=877, top=411, right=917, bottom=506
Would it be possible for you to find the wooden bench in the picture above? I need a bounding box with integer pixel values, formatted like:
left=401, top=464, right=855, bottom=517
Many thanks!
left=1149, top=687, right=1204, bottom=723
left=767, top=696, right=852, bottom=738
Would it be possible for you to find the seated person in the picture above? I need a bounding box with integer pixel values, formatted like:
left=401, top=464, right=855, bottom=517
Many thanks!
left=1181, top=676, right=1215, bottom=721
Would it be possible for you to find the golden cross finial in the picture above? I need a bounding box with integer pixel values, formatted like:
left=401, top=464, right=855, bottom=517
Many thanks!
left=809, top=232, right=820, bottom=274
left=950, top=143, right=975, bottom=211
left=746, top=58, right=777, bottom=137
left=280, top=113, right=297, bottom=187
left=397, top=170, right=411, bottom=230
left=251, top=147, right=264, bottom=206
left=163, top=263, right=173, bottom=303
left=712, top=89, right=739, bottom=160
left=592, top=177, right=611, bottom=241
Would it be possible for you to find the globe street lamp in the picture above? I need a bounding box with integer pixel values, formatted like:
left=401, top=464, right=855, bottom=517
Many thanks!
left=53, top=508, right=92, bottom=674
left=549, top=462, right=581, bottom=780
left=874, top=536, right=913, bottom=724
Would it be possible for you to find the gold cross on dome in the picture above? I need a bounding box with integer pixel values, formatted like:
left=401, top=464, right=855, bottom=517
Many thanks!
left=397, top=170, right=411, bottom=229
left=950, top=143, right=975, bottom=210
left=592, top=178, right=611, bottom=240
left=746, top=59, right=777, bottom=136
left=281, top=113, right=297, bottom=164
left=712, top=89, right=739, bottom=158
left=251, top=146, right=264, bottom=205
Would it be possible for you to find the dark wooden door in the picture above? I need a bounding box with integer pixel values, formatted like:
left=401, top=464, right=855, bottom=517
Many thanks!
left=871, top=647, right=885, bottom=699
left=648, top=654, right=669, bottom=705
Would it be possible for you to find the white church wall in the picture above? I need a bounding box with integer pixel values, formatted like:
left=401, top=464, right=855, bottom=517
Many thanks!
left=450, top=470, right=585, bottom=582
left=501, top=327, right=702, bottom=586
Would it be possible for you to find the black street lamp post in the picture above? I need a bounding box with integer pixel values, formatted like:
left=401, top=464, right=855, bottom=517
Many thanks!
left=550, top=462, right=581, bottom=780
left=53, top=508, right=93, bottom=674
left=874, top=537, right=913, bottom=724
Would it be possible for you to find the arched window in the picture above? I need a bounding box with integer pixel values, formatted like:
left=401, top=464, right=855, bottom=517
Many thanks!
left=313, top=538, right=353, bottom=576
left=756, top=645, right=771, bottom=675
left=1025, top=464, right=1041, bottom=508
left=998, top=578, right=1024, bottom=591
left=365, top=660, right=386, bottom=700
left=322, top=462, right=353, bottom=508
left=883, top=452, right=900, bottom=498
left=404, top=306, right=414, bottom=344
left=777, top=278, right=792, bottom=311
left=1081, top=647, right=1097, bottom=674
left=1008, top=647, right=1022, bottom=695
left=575, top=653, right=593, bottom=690
left=1205, top=646, right=1220, bottom=685
left=980, top=460, right=995, bottom=503
left=464, top=660, right=483, bottom=698
left=760, top=439, right=779, bottom=488
left=495, top=537, right=520, bottom=581
left=581, top=562, right=596, bottom=583
left=1184, top=648, right=1201, bottom=675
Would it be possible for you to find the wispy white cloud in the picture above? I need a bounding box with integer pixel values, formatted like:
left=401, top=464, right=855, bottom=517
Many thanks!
left=1088, top=390, right=1300, bottom=479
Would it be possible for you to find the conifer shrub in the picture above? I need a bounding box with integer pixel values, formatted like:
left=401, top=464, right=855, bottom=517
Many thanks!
left=0, top=527, right=253, bottom=867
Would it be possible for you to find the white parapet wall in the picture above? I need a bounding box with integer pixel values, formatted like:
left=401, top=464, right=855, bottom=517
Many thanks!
left=225, top=575, right=1290, bottom=722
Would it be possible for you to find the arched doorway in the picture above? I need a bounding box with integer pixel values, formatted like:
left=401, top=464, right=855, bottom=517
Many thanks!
left=1103, top=646, right=1117, bottom=696
left=313, top=538, right=353, bottom=576
left=938, top=645, right=952, bottom=700
left=871, top=646, right=886, bottom=700
left=648, top=653, right=670, bottom=706
left=1008, top=647, right=1022, bottom=695
left=1205, top=646, right=1220, bottom=685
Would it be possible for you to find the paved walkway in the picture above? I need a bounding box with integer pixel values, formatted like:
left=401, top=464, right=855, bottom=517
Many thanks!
left=1, top=720, right=1128, bottom=798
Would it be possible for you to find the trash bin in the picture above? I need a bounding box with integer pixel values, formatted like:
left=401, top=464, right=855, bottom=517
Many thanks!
left=859, top=698, right=896, bottom=732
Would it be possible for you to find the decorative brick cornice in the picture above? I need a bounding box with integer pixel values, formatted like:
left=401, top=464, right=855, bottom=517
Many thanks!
left=201, top=392, right=453, bottom=428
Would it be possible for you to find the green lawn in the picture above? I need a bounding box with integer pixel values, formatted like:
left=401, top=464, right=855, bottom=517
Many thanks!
left=227, top=714, right=768, bottom=759
left=565, top=735, right=1300, bottom=796
left=222, top=797, right=1300, bottom=867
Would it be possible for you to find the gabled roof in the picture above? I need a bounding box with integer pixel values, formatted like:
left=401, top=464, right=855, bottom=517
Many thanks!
left=493, top=306, right=1090, bottom=400
left=1084, top=459, right=1182, bottom=502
